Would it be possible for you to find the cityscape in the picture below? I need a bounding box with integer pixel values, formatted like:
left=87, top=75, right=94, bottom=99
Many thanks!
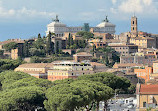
left=0, top=0, right=158, bottom=111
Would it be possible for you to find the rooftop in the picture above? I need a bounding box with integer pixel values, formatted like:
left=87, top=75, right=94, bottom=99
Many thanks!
left=132, top=36, right=154, bottom=40
left=90, top=62, right=106, bottom=66
left=73, top=52, right=93, bottom=57
left=140, top=84, right=158, bottom=94
left=0, top=39, right=25, bottom=45
left=114, top=63, right=144, bottom=67
left=17, top=63, right=54, bottom=68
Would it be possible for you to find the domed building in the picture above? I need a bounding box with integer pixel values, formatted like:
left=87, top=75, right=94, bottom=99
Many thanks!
left=46, top=15, right=67, bottom=37
left=46, top=15, right=116, bottom=37
left=92, top=16, right=116, bottom=34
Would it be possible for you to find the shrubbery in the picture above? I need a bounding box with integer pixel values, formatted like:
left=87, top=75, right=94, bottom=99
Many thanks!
left=0, top=71, right=132, bottom=111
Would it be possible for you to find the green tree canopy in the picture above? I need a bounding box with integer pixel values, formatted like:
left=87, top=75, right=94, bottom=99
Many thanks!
left=3, top=42, right=18, bottom=52
left=76, top=31, right=94, bottom=39
left=77, top=72, right=131, bottom=91
left=0, top=86, right=45, bottom=111
left=44, top=80, right=113, bottom=111
left=0, top=59, right=23, bottom=73
left=0, top=50, right=4, bottom=56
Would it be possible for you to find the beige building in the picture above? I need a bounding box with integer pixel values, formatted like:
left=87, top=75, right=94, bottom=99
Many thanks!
left=108, top=43, right=138, bottom=56
left=73, top=52, right=93, bottom=62
left=113, top=63, right=144, bottom=73
left=130, top=36, right=156, bottom=49
left=0, top=39, right=24, bottom=59
left=153, top=60, right=158, bottom=74
left=48, top=61, right=94, bottom=81
left=136, top=84, right=158, bottom=111
left=90, top=62, right=108, bottom=73
left=15, top=60, right=107, bottom=81
left=15, top=63, right=53, bottom=79
left=120, top=51, right=158, bottom=66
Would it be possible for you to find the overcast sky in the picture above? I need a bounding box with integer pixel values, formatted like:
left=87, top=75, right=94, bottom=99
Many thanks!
left=0, top=0, right=158, bottom=41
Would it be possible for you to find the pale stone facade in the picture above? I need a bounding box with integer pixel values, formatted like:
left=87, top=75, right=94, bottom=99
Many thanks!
left=46, top=15, right=115, bottom=36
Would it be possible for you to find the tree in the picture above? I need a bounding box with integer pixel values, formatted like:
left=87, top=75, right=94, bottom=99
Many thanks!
left=0, top=50, right=4, bottom=56
left=0, top=70, right=55, bottom=111
left=0, top=59, right=23, bottom=73
left=23, top=41, right=29, bottom=57
left=46, top=32, right=53, bottom=55
left=76, top=31, right=94, bottom=40
left=55, top=41, right=59, bottom=54
left=0, top=71, right=31, bottom=89
left=0, top=86, right=46, bottom=111
left=71, top=80, right=114, bottom=111
left=3, top=42, right=18, bottom=52
left=77, top=72, right=131, bottom=91
left=77, top=72, right=131, bottom=111
left=67, top=33, right=71, bottom=46
left=95, top=47, right=120, bottom=67
left=83, top=23, right=90, bottom=32
left=70, top=34, right=73, bottom=46
left=67, top=33, right=74, bottom=49
left=38, top=33, right=42, bottom=39
left=44, top=80, right=113, bottom=111
left=127, top=84, right=136, bottom=94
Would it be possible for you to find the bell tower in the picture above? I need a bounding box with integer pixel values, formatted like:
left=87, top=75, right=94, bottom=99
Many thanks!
left=131, top=16, right=138, bottom=36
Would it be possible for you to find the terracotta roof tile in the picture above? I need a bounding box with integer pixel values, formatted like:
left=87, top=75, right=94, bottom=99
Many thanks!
left=140, top=84, right=158, bottom=94
left=73, top=52, right=92, bottom=56
left=0, top=39, right=24, bottom=45
left=17, top=63, right=54, bottom=68
left=90, top=62, right=106, bottom=66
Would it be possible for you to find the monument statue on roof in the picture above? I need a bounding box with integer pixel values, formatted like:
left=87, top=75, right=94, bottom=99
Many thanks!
left=52, top=15, right=59, bottom=22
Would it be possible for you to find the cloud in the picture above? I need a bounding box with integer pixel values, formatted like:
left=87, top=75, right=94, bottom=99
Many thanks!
left=16, top=7, right=56, bottom=18
left=117, top=0, right=157, bottom=14
left=111, top=0, right=117, bottom=4
left=0, top=1, right=56, bottom=20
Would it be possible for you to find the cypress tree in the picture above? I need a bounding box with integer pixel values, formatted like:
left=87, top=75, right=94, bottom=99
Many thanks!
left=70, top=34, right=73, bottom=46
left=23, top=41, right=29, bottom=57
left=67, top=33, right=71, bottom=46
left=56, top=41, right=59, bottom=54
left=46, top=32, right=53, bottom=55
left=38, top=33, right=41, bottom=39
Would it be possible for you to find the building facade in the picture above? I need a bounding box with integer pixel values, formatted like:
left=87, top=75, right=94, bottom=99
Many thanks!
left=108, top=43, right=138, bottom=56
left=14, top=63, right=53, bottom=79
left=136, top=84, right=158, bottom=111
left=47, top=61, right=94, bottom=81
left=73, top=52, right=93, bottom=62
left=130, top=37, right=156, bottom=48
left=134, top=67, right=152, bottom=82
left=120, top=52, right=158, bottom=66
left=46, top=15, right=116, bottom=36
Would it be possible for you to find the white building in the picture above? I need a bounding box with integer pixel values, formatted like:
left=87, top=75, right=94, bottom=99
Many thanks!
left=46, top=15, right=116, bottom=37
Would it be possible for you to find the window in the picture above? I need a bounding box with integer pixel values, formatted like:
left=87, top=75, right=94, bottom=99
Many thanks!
left=133, top=21, right=134, bottom=24
left=133, top=27, right=134, bottom=31
left=143, top=102, right=146, bottom=107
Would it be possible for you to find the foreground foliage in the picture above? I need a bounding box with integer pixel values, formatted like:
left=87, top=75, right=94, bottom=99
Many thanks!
left=0, top=59, right=23, bottom=72
left=0, top=71, right=132, bottom=111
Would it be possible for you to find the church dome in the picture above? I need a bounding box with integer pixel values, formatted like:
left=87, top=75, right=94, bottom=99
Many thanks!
left=96, top=16, right=115, bottom=27
left=47, top=15, right=66, bottom=27
left=48, top=22, right=66, bottom=27
left=97, top=22, right=115, bottom=27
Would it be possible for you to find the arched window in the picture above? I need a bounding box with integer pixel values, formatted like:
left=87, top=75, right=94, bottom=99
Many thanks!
left=133, top=27, right=135, bottom=31
left=133, top=21, right=134, bottom=24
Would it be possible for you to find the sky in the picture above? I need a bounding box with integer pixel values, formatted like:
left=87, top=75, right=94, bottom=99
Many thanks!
left=0, top=0, right=158, bottom=41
